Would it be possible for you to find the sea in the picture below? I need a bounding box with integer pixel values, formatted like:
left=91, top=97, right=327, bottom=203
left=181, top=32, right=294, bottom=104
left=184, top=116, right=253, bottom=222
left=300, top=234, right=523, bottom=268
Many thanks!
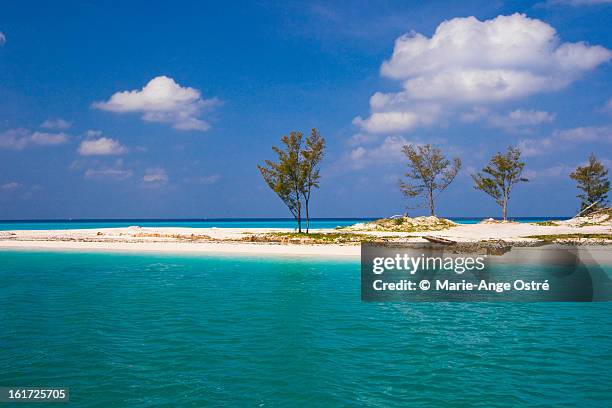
left=1, top=250, right=610, bottom=407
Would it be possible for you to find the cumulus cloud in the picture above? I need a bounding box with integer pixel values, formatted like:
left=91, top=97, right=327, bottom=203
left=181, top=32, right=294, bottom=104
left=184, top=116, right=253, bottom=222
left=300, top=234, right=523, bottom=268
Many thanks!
left=78, top=136, right=127, bottom=156
left=519, top=125, right=612, bottom=156
left=355, top=14, right=610, bottom=134
left=380, top=14, right=610, bottom=99
left=93, top=76, right=220, bottom=131
left=41, top=118, right=72, bottom=129
left=0, top=128, right=69, bottom=150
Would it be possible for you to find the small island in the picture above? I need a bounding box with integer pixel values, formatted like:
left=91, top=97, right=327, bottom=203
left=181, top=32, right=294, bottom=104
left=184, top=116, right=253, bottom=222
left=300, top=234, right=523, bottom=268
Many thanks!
left=1, top=208, right=609, bottom=258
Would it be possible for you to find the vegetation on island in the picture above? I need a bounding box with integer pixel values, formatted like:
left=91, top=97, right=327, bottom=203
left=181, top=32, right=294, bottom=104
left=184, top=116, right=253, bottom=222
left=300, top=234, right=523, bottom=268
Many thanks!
left=399, top=144, right=461, bottom=216
left=340, top=215, right=456, bottom=232
left=258, top=129, right=325, bottom=233
left=570, top=153, right=610, bottom=215
left=533, top=220, right=560, bottom=226
left=472, top=146, right=528, bottom=221
left=251, top=232, right=377, bottom=244
left=257, top=130, right=610, bottom=235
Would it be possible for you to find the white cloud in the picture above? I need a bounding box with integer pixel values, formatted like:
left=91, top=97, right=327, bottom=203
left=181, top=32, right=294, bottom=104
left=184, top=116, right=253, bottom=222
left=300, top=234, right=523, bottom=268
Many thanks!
left=0, top=32, right=5, bottom=45
left=142, top=168, right=169, bottom=184
left=518, top=137, right=555, bottom=157
left=84, top=166, right=133, bottom=180
left=29, top=132, right=69, bottom=145
left=184, top=174, right=220, bottom=185
left=519, top=125, right=612, bottom=156
left=93, top=76, right=220, bottom=131
left=463, top=108, right=555, bottom=132
left=352, top=106, right=441, bottom=133
left=78, top=137, right=127, bottom=156
left=85, top=130, right=103, bottom=138
left=1, top=181, right=20, bottom=189
left=380, top=14, right=610, bottom=96
left=348, top=133, right=381, bottom=146
left=80, top=159, right=132, bottom=181
left=523, top=165, right=571, bottom=180
left=41, top=118, right=72, bottom=129
left=356, top=14, right=610, bottom=134
left=459, top=107, right=489, bottom=123
left=496, top=110, right=555, bottom=126
left=0, top=128, right=68, bottom=150
left=555, top=125, right=612, bottom=142
left=347, top=136, right=413, bottom=169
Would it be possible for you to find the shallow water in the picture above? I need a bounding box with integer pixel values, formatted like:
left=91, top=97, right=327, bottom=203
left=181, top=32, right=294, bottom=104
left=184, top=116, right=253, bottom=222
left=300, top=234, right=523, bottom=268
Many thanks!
left=0, top=217, right=568, bottom=230
left=1, top=251, right=609, bottom=407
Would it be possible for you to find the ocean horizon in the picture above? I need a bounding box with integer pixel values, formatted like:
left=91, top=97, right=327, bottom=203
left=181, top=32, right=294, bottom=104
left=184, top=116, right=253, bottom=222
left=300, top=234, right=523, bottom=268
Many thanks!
left=0, top=216, right=571, bottom=230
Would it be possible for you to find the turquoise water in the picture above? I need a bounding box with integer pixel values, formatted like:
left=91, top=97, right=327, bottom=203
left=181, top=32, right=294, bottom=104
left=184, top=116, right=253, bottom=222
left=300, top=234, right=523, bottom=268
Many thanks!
left=1, top=251, right=610, bottom=407
left=0, top=217, right=568, bottom=230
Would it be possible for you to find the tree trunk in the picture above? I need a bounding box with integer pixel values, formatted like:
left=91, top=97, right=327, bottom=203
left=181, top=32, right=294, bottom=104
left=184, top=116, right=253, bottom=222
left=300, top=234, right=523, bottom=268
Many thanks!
left=305, top=198, right=310, bottom=234
left=502, top=199, right=507, bottom=221
left=297, top=203, right=302, bottom=233
left=428, top=189, right=435, bottom=216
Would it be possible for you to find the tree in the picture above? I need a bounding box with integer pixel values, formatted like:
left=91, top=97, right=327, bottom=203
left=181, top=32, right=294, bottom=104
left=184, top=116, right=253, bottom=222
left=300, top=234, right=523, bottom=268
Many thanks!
left=472, top=146, right=528, bottom=221
left=569, top=154, right=610, bottom=214
left=300, top=129, right=326, bottom=233
left=399, top=144, right=461, bottom=216
left=258, top=131, right=305, bottom=232
left=258, top=129, right=326, bottom=233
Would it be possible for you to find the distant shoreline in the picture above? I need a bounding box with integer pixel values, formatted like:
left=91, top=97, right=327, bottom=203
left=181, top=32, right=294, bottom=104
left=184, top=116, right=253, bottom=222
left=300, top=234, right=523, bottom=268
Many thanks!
left=0, top=217, right=573, bottom=231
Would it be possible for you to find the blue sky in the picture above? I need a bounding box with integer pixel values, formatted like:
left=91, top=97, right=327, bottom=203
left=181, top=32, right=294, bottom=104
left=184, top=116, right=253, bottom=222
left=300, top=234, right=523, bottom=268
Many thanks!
left=0, top=0, right=610, bottom=219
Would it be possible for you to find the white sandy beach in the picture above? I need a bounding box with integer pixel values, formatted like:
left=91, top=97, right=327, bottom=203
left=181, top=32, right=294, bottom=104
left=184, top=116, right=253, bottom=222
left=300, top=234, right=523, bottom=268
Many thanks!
left=0, top=239, right=360, bottom=258
left=0, top=221, right=609, bottom=258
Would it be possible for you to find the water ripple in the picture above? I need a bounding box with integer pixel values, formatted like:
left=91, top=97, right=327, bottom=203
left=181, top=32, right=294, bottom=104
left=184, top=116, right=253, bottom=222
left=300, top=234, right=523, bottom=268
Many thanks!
left=0, top=251, right=610, bottom=407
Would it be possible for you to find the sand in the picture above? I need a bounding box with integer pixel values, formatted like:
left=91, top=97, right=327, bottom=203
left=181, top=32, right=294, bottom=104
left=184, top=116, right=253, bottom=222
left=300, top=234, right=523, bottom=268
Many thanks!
left=0, top=227, right=360, bottom=258
left=0, top=221, right=609, bottom=258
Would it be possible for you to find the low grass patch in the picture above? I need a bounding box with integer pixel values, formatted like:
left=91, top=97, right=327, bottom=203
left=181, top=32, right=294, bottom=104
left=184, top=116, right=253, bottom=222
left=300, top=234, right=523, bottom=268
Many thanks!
left=261, top=232, right=377, bottom=244
left=525, top=233, right=612, bottom=241
left=532, top=221, right=560, bottom=226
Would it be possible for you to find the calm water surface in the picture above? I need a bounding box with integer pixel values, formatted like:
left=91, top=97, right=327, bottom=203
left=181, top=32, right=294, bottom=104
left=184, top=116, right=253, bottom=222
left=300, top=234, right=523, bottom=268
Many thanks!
left=1, top=251, right=609, bottom=407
